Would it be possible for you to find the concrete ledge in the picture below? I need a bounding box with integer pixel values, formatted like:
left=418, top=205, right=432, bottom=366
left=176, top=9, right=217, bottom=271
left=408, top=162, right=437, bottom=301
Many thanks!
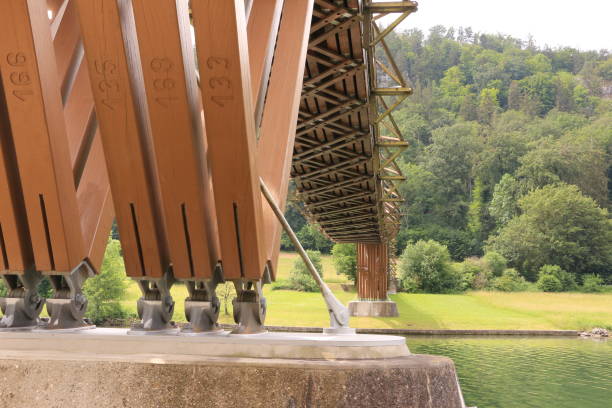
left=219, top=325, right=579, bottom=337
left=0, top=353, right=464, bottom=408
left=0, top=328, right=466, bottom=407
left=349, top=300, right=399, bottom=317
left=0, top=328, right=409, bottom=360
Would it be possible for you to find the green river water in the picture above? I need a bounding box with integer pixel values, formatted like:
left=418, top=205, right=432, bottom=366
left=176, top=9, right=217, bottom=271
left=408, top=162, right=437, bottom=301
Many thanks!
left=405, top=336, right=611, bottom=408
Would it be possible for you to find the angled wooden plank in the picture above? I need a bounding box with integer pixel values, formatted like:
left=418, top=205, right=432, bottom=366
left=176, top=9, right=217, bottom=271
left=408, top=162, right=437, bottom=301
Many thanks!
left=76, top=0, right=169, bottom=278
left=192, top=0, right=266, bottom=280
left=0, top=82, right=33, bottom=273
left=247, top=0, right=284, bottom=124
left=258, top=0, right=314, bottom=279
left=0, top=0, right=85, bottom=273
left=55, top=0, right=114, bottom=273
left=76, top=132, right=114, bottom=271
left=130, top=0, right=219, bottom=280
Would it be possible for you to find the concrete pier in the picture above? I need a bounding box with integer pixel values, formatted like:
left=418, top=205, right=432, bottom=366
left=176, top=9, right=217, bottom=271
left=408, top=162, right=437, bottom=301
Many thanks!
left=0, top=329, right=465, bottom=408
left=349, top=300, right=400, bottom=317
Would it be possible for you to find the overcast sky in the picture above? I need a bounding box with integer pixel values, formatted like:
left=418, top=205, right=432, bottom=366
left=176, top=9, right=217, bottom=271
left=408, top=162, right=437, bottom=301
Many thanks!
left=389, top=0, right=611, bottom=51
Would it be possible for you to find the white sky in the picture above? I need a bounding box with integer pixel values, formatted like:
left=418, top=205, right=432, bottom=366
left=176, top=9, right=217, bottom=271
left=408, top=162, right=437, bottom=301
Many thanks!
left=389, top=0, right=612, bottom=51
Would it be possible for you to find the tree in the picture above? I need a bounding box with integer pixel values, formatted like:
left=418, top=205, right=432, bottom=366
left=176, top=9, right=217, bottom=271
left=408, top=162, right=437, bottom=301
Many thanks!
left=467, top=178, right=485, bottom=244
left=477, top=87, right=499, bottom=124
left=287, top=250, right=323, bottom=292
left=488, top=184, right=612, bottom=280
left=518, top=73, right=556, bottom=116
left=425, top=122, right=483, bottom=227
left=296, top=224, right=333, bottom=254
left=83, top=238, right=129, bottom=324
left=489, top=174, right=521, bottom=227
left=331, top=243, right=357, bottom=283
left=515, top=137, right=608, bottom=206
left=398, top=240, right=460, bottom=293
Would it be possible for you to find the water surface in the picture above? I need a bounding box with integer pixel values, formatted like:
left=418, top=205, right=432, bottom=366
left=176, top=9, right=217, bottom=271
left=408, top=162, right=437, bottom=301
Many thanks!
left=405, top=336, right=611, bottom=408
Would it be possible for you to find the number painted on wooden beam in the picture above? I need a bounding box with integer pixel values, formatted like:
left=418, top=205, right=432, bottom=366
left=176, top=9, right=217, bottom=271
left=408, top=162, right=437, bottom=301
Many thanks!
left=94, top=59, right=121, bottom=110
left=205, top=57, right=233, bottom=108
left=5, top=52, right=33, bottom=102
left=150, top=57, right=177, bottom=107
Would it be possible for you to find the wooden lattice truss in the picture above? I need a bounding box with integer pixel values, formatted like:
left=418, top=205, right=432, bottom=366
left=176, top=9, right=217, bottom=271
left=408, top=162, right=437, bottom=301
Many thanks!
left=292, top=0, right=417, bottom=243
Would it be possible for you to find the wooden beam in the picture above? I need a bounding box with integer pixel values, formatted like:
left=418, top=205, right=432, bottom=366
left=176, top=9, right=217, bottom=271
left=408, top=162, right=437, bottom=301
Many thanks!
left=76, top=0, right=169, bottom=278
left=247, top=0, right=284, bottom=128
left=257, top=0, right=314, bottom=279
left=130, top=0, right=219, bottom=280
left=192, top=0, right=265, bottom=280
left=0, top=0, right=85, bottom=273
left=0, top=82, right=32, bottom=273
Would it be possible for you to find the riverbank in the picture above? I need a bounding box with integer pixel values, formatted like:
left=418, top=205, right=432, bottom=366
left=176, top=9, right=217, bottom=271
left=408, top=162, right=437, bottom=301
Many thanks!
left=119, top=252, right=612, bottom=331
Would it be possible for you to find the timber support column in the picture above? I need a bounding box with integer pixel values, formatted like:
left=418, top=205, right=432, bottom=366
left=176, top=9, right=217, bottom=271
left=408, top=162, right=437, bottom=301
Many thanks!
left=349, top=243, right=399, bottom=317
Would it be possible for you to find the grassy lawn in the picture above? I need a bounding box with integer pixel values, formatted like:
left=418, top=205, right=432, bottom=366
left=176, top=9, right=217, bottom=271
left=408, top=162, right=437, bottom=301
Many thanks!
left=120, top=251, right=612, bottom=331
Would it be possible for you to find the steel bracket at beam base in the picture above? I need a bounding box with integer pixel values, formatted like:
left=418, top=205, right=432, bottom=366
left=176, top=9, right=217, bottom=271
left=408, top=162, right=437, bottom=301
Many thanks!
left=181, top=265, right=224, bottom=334
left=129, top=271, right=178, bottom=335
left=232, top=280, right=267, bottom=334
left=0, top=270, right=45, bottom=330
left=45, top=261, right=96, bottom=331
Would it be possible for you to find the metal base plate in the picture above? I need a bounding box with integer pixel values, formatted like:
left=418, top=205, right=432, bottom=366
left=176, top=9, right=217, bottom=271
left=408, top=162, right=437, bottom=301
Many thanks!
left=323, top=327, right=357, bottom=335
left=180, top=325, right=225, bottom=336
left=0, top=325, right=39, bottom=332
left=127, top=326, right=180, bottom=336
left=33, top=325, right=96, bottom=333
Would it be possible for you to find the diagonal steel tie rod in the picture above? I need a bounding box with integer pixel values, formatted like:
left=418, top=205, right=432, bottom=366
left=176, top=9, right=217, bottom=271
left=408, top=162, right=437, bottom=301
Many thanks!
left=260, top=179, right=354, bottom=334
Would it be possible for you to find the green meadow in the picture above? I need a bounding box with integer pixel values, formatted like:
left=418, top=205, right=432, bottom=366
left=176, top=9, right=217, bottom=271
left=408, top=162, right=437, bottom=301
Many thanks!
left=119, top=252, right=612, bottom=331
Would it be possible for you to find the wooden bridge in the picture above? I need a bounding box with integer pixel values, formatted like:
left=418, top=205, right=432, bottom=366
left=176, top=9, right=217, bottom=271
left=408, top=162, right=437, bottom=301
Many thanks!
left=0, top=0, right=416, bottom=333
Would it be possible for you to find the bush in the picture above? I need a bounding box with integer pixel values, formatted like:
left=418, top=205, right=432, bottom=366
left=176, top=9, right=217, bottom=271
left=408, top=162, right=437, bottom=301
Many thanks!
left=537, top=274, right=563, bottom=292
left=83, top=238, right=129, bottom=325
left=397, top=226, right=475, bottom=261
left=286, top=250, right=323, bottom=292
left=581, top=274, right=604, bottom=293
left=0, top=279, right=7, bottom=297
left=483, top=251, right=507, bottom=277
left=398, top=240, right=461, bottom=293
left=493, top=268, right=528, bottom=292
left=456, top=258, right=491, bottom=290
left=538, top=265, right=576, bottom=291
left=331, top=243, right=356, bottom=283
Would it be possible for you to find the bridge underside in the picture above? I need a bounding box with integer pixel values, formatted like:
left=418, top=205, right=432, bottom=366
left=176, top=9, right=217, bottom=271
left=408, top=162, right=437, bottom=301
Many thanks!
left=293, top=0, right=416, bottom=247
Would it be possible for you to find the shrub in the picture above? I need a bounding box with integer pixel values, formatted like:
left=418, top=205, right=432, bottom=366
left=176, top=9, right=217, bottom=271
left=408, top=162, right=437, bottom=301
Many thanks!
left=331, top=243, right=357, bottom=283
left=483, top=251, right=507, bottom=277
left=0, top=279, right=7, bottom=297
left=398, top=240, right=461, bottom=293
left=581, top=274, right=604, bottom=293
left=493, top=268, right=528, bottom=292
left=37, top=277, right=54, bottom=298
left=287, top=250, right=323, bottom=292
left=456, top=258, right=491, bottom=290
left=83, top=238, right=129, bottom=325
left=538, top=265, right=576, bottom=291
left=537, top=274, right=563, bottom=292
